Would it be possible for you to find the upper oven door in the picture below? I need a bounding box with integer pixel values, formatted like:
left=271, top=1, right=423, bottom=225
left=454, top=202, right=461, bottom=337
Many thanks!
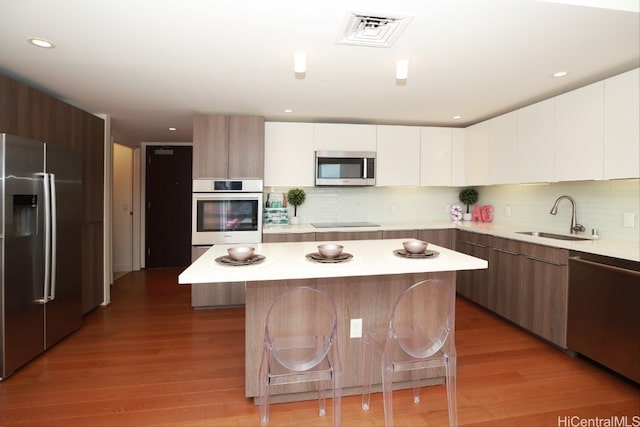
left=192, top=192, right=263, bottom=245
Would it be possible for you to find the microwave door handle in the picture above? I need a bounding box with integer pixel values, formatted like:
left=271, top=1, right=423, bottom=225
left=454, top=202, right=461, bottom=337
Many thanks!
left=363, top=158, right=369, bottom=179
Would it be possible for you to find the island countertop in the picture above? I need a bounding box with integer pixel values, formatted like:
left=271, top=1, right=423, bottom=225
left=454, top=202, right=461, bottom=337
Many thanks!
left=178, top=238, right=488, bottom=284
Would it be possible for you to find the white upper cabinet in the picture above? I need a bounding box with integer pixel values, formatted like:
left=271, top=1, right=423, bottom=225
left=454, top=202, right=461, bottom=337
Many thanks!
left=517, top=98, right=555, bottom=183
left=603, top=68, right=639, bottom=179
left=451, top=129, right=466, bottom=186
left=554, top=81, right=604, bottom=181
left=264, top=122, right=315, bottom=187
left=465, top=121, right=490, bottom=186
left=488, top=111, right=518, bottom=184
left=376, top=125, right=420, bottom=186
left=313, top=123, right=377, bottom=152
left=420, top=127, right=453, bottom=186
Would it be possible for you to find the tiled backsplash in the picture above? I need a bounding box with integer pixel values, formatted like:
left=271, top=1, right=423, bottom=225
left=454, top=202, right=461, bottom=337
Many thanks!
left=266, top=179, right=639, bottom=242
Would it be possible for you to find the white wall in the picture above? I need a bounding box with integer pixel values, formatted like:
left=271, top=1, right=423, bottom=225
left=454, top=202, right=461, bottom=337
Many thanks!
left=266, top=178, right=640, bottom=242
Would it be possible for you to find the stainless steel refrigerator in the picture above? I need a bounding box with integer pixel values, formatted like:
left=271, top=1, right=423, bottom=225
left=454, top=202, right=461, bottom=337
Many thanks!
left=1, top=133, right=82, bottom=380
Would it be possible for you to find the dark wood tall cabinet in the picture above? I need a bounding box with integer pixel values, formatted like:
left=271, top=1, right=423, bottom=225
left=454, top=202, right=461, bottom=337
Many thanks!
left=192, top=114, right=264, bottom=179
left=0, top=73, right=105, bottom=315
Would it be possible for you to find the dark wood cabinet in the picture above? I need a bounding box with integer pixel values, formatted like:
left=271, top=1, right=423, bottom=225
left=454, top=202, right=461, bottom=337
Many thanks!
left=418, top=229, right=454, bottom=248
left=0, top=73, right=105, bottom=315
left=382, top=229, right=418, bottom=239
left=489, top=237, right=522, bottom=323
left=455, top=230, right=491, bottom=306
left=192, top=114, right=264, bottom=179
left=520, top=243, right=569, bottom=347
left=228, top=116, right=264, bottom=179
left=262, top=232, right=315, bottom=243
left=315, top=230, right=383, bottom=241
left=455, top=229, right=570, bottom=348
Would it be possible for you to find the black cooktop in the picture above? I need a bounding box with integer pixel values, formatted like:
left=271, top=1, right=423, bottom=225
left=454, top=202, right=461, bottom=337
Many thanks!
left=311, top=222, right=380, bottom=228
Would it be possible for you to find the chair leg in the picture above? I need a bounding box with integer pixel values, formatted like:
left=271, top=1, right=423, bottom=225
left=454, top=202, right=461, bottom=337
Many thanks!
left=259, top=354, right=269, bottom=426
left=445, top=356, right=458, bottom=427
left=317, top=378, right=326, bottom=417
left=382, top=361, right=395, bottom=427
left=361, top=336, right=374, bottom=411
left=411, top=368, right=421, bottom=404
left=333, top=370, right=342, bottom=427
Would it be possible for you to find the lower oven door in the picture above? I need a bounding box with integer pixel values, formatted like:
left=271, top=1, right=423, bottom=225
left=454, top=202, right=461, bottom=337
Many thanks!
left=192, top=192, right=263, bottom=245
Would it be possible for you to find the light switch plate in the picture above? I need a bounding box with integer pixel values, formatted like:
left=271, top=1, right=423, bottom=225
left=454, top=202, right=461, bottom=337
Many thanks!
left=623, top=212, right=635, bottom=228
left=350, top=318, right=362, bottom=338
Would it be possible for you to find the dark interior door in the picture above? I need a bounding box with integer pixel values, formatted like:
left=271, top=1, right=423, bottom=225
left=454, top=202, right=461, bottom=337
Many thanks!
left=145, top=146, right=192, bottom=268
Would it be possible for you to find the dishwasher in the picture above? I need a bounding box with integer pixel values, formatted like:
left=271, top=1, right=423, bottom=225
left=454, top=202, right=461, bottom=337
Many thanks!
left=567, top=253, right=640, bottom=383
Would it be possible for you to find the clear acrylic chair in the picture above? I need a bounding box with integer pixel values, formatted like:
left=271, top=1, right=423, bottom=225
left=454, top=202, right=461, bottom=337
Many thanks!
left=361, top=279, right=458, bottom=427
left=259, top=286, right=342, bottom=426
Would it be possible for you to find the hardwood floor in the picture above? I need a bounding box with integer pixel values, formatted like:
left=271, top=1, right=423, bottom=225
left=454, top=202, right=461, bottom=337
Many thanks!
left=0, top=268, right=637, bottom=426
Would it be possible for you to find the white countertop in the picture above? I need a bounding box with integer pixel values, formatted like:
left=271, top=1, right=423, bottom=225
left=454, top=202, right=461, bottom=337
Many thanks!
left=263, top=221, right=640, bottom=262
left=178, top=238, right=488, bottom=284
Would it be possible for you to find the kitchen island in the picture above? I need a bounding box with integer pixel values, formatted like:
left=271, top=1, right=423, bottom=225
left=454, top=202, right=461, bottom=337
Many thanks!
left=178, top=238, right=487, bottom=403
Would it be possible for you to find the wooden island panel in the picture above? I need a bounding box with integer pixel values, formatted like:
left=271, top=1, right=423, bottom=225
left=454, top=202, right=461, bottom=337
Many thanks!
left=244, top=271, right=455, bottom=402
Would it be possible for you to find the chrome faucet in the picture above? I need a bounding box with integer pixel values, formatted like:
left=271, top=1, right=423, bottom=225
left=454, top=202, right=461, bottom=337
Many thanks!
left=549, top=195, right=585, bottom=234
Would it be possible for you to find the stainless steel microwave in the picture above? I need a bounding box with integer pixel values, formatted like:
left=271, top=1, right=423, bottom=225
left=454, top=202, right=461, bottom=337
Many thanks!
left=315, top=150, right=376, bottom=186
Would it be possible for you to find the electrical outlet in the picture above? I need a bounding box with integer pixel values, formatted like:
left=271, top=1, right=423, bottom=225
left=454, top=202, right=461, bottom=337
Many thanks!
left=505, top=206, right=511, bottom=217
left=391, top=205, right=398, bottom=215
left=350, top=318, right=362, bottom=338
left=445, top=204, right=451, bottom=214
left=623, top=212, right=635, bottom=228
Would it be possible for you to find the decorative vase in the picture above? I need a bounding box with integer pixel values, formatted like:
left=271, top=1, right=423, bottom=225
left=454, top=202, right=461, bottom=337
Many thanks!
left=463, top=213, right=472, bottom=221
left=290, top=216, right=300, bottom=225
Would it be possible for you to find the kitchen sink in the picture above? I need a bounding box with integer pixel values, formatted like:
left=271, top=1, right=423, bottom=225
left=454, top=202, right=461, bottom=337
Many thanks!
left=515, top=231, right=591, bottom=241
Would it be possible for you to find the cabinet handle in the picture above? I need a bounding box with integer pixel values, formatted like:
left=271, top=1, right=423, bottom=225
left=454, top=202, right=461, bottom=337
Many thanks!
left=570, top=256, right=640, bottom=277
left=525, top=255, right=565, bottom=266
left=493, top=247, right=519, bottom=256
left=463, top=241, right=487, bottom=248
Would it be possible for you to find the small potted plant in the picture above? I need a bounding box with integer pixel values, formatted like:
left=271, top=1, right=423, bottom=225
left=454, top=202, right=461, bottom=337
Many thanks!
left=287, top=188, right=306, bottom=225
left=459, top=188, right=478, bottom=221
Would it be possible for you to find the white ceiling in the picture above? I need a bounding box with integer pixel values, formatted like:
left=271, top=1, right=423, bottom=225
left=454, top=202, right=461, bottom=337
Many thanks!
left=0, top=0, right=638, bottom=146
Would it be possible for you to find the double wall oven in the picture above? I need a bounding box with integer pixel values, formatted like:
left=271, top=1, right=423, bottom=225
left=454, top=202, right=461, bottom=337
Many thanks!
left=192, top=179, right=263, bottom=245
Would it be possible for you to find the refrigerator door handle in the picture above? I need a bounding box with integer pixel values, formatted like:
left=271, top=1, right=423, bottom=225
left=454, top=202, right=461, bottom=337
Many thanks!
left=49, top=173, right=57, bottom=301
left=35, top=172, right=51, bottom=304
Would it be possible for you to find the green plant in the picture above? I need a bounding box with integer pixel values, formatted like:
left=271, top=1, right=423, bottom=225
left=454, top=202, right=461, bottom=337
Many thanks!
left=287, top=188, right=306, bottom=216
left=459, top=188, right=479, bottom=213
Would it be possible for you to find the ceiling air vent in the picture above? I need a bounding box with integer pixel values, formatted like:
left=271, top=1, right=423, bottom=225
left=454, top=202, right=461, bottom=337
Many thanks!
left=336, top=11, right=414, bottom=48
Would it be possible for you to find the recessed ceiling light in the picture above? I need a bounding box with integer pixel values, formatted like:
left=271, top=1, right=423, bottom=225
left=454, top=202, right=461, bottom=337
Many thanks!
left=452, top=115, right=462, bottom=120
left=28, top=37, right=55, bottom=49
left=284, top=109, right=293, bottom=113
left=168, top=127, right=177, bottom=131
left=552, top=71, right=569, bottom=77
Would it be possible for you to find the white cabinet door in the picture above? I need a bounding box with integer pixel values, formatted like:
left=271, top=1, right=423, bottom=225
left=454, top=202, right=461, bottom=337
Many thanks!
left=465, top=121, right=489, bottom=185
left=604, top=68, right=639, bottom=179
left=451, top=129, right=466, bottom=186
left=376, top=125, right=420, bottom=186
left=554, top=81, right=604, bottom=181
left=313, top=123, right=377, bottom=152
left=264, top=122, right=315, bottom=187
left=488, top=111, right=518, bottom=184
left=518, top=98, right=555, bottom=183
left=420, top=127, right=452, bottom=186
